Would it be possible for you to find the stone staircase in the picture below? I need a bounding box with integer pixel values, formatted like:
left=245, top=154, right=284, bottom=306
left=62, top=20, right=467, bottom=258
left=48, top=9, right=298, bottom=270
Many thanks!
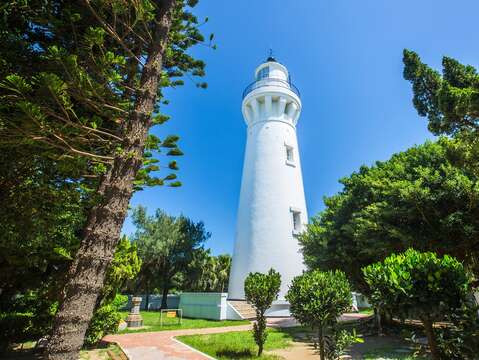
left=228, top=300, right=257, bottom=320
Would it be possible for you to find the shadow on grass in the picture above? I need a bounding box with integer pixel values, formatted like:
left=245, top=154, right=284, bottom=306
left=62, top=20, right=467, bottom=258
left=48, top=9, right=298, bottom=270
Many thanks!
left=216, top=349, right=255, bottom=358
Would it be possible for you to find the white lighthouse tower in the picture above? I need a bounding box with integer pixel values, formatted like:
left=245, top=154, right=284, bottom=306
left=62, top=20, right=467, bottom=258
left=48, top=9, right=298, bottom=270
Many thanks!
left=228, top=56, right=307, bottom=314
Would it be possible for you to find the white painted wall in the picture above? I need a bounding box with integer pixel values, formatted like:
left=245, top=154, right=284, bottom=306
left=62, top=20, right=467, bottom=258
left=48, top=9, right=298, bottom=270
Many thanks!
left=228, top=61, right=307, bottom=300
left=179, top=293, right=228, bottom=320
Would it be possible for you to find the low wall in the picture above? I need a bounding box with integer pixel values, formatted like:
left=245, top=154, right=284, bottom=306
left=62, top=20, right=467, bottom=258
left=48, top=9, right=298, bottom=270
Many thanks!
left=124, top=294, right=180, bottom=311
left=179, top=292, right=228, bottom=320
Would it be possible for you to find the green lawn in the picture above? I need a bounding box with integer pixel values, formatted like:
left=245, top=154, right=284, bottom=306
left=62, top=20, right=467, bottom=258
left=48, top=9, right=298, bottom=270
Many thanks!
left=364, top=347, right=425, bottom=359
left=177, top=329, right=292, bottom=359
left=118, top=311, right=249, bottom=333
left=358, top=307, right=374, bottom=316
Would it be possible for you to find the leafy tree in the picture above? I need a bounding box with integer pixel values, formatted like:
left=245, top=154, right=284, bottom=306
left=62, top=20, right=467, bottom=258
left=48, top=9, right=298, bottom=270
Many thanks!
left=182, top=249, right=231, bottom=292
left=286, top=270, right=352, bottom=360
left=244, top=269, right=281, bottom=356
left=215, top=254, right=232, bottom=292
left=0, top=0, right=211, bottom=356
left=99, top=236, right=141, bottom=306
left=132, top=206, right=210, bottom=309
left=363, top=249, right=472, bottom=360
left=299, top=139, right=479, bottom=292
left=0, top=236, right=140, bottom=349
left=403, top=50, right=479, bottom=179
left=403, top=49, right=479, bottom=136
left=0, top=147, right=86, bottom=300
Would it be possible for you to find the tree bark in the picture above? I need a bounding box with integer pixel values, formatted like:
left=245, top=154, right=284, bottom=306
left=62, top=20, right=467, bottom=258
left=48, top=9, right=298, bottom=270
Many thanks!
left=45, top=1, right=176, bottom=358
left=422, top=318, right=441, bottom=360
left=145, top=292, right=150, bottom=312
left=161, top=285, right=169, bottom=310
left=318, top=326, right=325, bottom=360
left=375, top=306, right=383, bottom=336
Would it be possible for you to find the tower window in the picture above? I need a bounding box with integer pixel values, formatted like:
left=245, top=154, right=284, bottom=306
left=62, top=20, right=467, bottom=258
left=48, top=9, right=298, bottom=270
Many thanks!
left=257, top=66, right=269, bottom=80
left=291, top=209, right=302, bottom=235
left=285, top=144, right=295, bottom=167
left=286, top=146, right=294, bottom=162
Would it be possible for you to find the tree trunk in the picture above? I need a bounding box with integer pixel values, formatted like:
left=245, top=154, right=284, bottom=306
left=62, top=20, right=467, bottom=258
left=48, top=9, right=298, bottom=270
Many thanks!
left=422, top=318, right=440, bottom=360
left=161, top=285, right=169, bottom=310
left=44, top=2, right=176, bottom=359
left=145, top=292, right=150, bottom=312
left=318, top=326, right=325, bottom=360
left=375, top=306, right=383, bottom=336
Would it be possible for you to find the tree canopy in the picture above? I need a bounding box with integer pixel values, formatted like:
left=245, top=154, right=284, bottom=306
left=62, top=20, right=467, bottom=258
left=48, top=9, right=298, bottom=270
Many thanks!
left=286, top=270, right=352, bottom=360
left=299, top=138, right=479, bottom=292
left=363, top=249, right=472, bottom=360
left=403, top=49, right=479, bottom=136
left=132, top=206, right=210, bottom=308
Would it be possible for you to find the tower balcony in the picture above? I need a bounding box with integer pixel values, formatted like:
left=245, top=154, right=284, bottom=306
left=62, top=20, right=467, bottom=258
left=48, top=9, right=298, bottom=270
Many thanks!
left=242, top=78, right=301, bottom=100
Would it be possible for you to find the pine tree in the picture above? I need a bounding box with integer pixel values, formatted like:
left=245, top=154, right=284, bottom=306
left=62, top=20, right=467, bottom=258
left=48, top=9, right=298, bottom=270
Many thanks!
left=0, top=0, right=212, bottom=357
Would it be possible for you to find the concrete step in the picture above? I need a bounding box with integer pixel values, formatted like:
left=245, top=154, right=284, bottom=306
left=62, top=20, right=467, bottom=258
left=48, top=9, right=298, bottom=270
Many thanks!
left=228, top=300, right=257, bottom=320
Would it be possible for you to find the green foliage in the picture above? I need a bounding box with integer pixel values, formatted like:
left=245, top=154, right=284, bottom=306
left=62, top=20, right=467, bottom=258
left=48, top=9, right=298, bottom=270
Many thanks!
left=403, top=49, right=479, bottom=136
left=0, top=289, right=58, bottom=350
left=182, top=249, right=232, bottom=292
left=0, top=147, right=87, bottom=301
left=286, top=270, right=352, bottom=360
left=132, top=206, right=210, bottom=308
left=101, top=236, right=141, bottom=305
left=363, top=249, right=472, bottom=359
left=435, top=304, right=479, bottom=359
left=325, top=329, right=363, bottom=360
left=0, top=0, right=211, bottom=190
left=363, top=249, right=470, bottom=321
left=84, top=294, right=127, bottom=347
left=299, top=138, right=479, bottom=292
left=0, top=0, right=212, bottom=352
left=244, top=269, right=281, bottom=356
left=177, top=328, right=293, bottom=360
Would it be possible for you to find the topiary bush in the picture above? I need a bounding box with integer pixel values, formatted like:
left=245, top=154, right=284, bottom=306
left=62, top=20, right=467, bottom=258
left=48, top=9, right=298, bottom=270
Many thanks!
left=363, top=249, right=472, bottom=360
left=286, top=270, right=355, bottom=360
left=244, top=268, right=281, bottom=356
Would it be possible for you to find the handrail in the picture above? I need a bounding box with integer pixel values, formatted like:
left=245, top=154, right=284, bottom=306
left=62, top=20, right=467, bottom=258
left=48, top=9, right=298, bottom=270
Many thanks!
left=242, top=78, right=300, bottom=99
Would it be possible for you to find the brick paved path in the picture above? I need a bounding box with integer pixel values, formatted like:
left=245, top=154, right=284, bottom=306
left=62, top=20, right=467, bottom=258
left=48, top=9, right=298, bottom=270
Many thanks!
left=104, top=324, right=252, bottom=360
left=104, top=314, right=370, bottom=360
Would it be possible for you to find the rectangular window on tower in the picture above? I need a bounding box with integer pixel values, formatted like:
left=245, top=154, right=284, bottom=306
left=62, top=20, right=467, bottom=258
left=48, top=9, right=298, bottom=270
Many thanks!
left=285, top=145, right=295, bottom=167
left=291, top=208, right=302, bottom=235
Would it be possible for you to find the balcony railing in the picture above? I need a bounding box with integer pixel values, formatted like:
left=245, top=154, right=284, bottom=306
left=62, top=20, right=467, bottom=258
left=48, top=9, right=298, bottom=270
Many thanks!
left=242, top=78, right=300, bottom=99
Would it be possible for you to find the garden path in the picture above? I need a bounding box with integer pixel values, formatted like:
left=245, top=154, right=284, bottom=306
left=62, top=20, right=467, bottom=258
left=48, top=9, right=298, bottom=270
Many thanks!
left=104, top=313, right=370, bottom=360
left=104, top=323, right=252, bottom=360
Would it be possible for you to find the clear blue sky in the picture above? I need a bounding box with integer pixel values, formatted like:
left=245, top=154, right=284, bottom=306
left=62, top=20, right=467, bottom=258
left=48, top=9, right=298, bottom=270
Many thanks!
left=123, top=0, right=479, bottom=255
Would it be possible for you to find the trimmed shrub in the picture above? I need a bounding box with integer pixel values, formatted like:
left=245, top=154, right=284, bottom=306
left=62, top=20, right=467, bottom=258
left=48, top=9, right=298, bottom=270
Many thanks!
left=286, top=270, right=354, bottom=360
left=363, top=249, right=472, bottom=360
left=244, top=268, right=281, bottom=356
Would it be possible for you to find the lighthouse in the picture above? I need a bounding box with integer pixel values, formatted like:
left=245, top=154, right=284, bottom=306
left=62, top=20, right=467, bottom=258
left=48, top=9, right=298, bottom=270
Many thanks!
left=228, top=57, right=307, bottom=314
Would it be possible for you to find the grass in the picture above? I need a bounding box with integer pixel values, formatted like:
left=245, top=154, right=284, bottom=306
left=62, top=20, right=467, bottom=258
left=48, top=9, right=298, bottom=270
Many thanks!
left=363, top=346, right=425, bottom=359
left=118, top=311, right=249, bottom=333
left=177, top=328, right=292, bottom=359
left=359, top=307, right=374, bottom=316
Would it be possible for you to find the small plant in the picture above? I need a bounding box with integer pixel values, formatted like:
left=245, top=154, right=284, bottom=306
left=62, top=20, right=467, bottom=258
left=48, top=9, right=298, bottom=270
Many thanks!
left=363, top=249, right=472, bottom=360
left=244, top=268, right=281, bottom=356
left=286, top=270, right=354, bottom=360
left=84, top=294, right=127, bottom=347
